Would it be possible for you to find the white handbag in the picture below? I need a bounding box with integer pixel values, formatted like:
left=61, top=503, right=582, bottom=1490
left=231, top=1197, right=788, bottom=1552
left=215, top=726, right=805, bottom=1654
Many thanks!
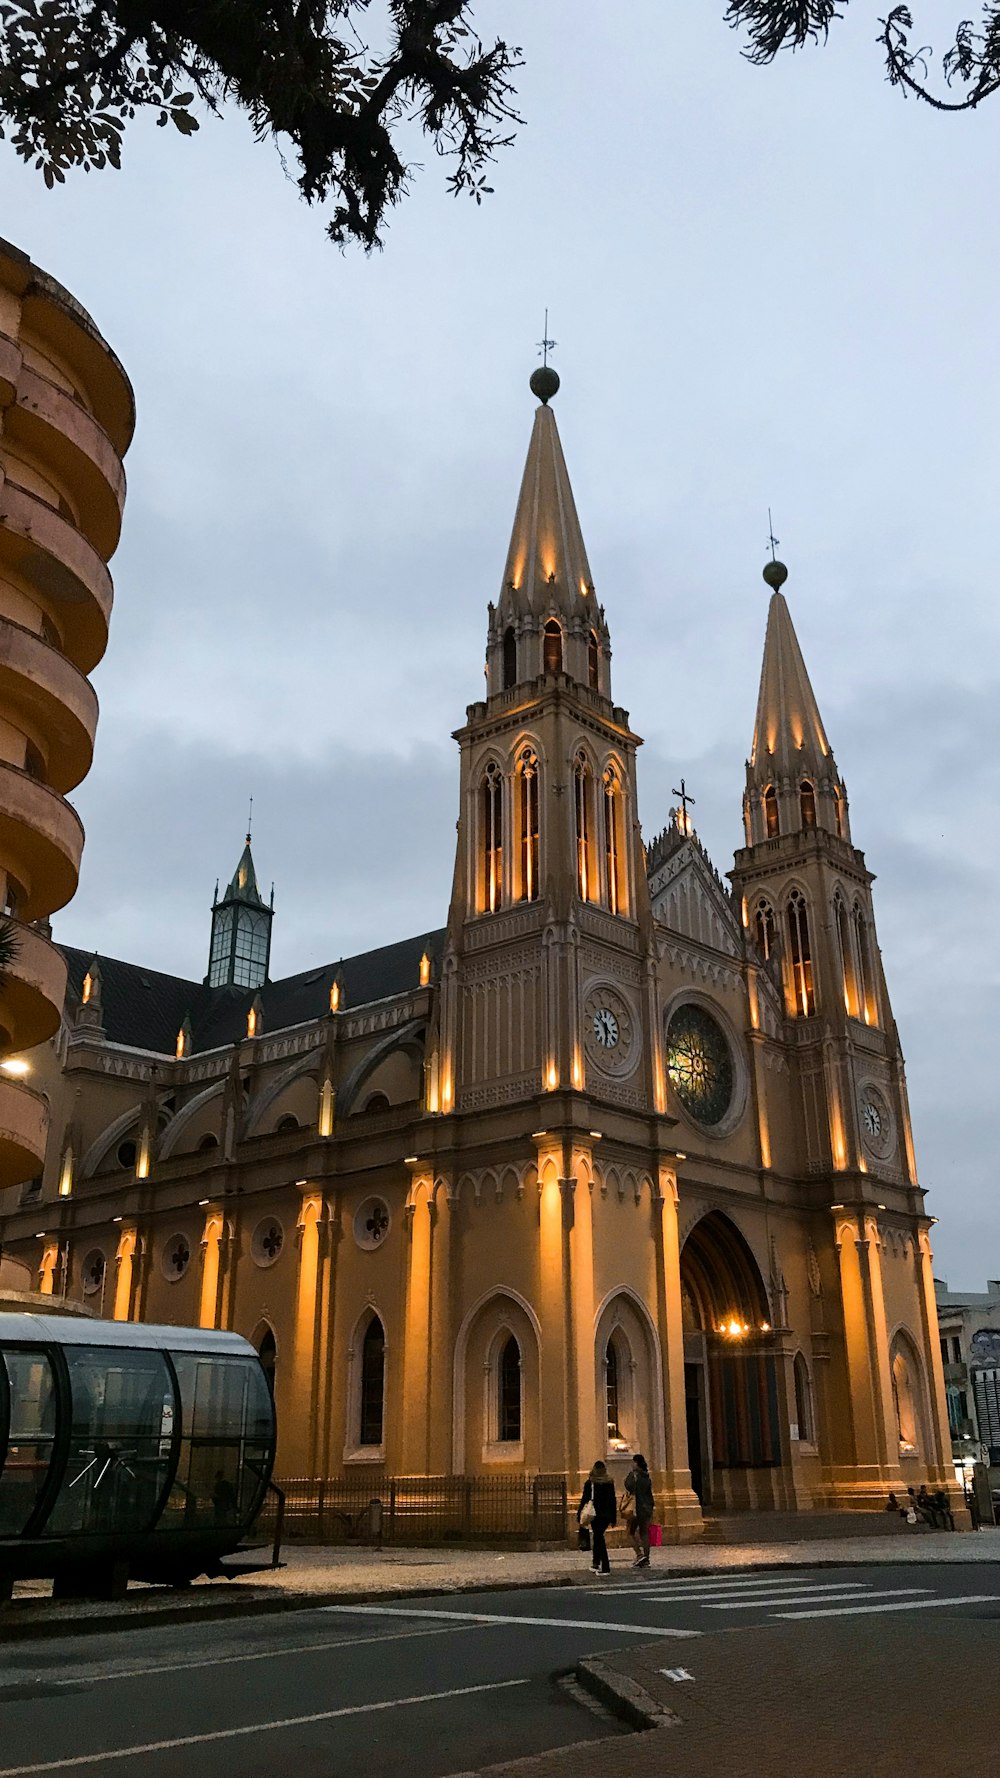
left=580, top=1499, right=596, bottom=1526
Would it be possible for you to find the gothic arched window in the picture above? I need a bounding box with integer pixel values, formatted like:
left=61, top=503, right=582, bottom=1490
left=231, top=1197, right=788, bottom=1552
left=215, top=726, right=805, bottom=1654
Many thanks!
left=480, top=760, right=503, bottom=914
left=835, top=895, right=860, bottom=1018
left=359, top=1316, right=385, bottom=1448
left=603, top=767, right=627, bottom=916
left=800, top=779, right=816, bottom=829
left=763, top=785, right=780, bottom=838
left=515, top=748, right=540, bottom=903
left=754, top=897, right=776, bottom=960
left=574, top=752, right=595, bottom=902
left=588, top=630, right=600, bottom=691
left=543, top=619, right=563, bottom=677
left=793, top=1352, right=813, bottom=1443
left=498, top=1335, right=521, bottom=1443
left=605, top=1338, right=621, bottom=1441
left=853, top=904, right=878, bottom=1027
left=787, top=889, right=815, bottom=1016
left=502, top=627, right=517, bottom=690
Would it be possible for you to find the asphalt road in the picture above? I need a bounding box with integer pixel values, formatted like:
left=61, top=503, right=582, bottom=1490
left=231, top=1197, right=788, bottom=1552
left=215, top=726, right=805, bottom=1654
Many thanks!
left=2, top=1563, right=999, bottom=1778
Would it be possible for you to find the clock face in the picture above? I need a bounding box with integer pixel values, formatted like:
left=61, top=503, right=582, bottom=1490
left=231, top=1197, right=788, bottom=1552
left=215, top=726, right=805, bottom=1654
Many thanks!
left=665, top=1003, right=734, bottom=1129
left=583, top=986, right=638, bottom=1077
left=863, top=1101, right=883, bottom=1138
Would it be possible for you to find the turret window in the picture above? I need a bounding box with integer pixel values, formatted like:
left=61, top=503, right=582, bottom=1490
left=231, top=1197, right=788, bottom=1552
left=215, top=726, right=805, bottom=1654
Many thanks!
left=502, top=627, right=517, bottom=690
left=479, top=761, right=504, bottom=914
left=853, top=904, right=878, bottom=1027
left=603, top=767, right=628, bottom=916
left=515, top=747, right=540, bottom=904
left=588, top=630, right=600, bottom=692
left=786, top=890, right=815, bottom=1016
left=835, top=894, right=860, bottom=1018
left=754, top=897, right=776, bottom=960
left=763, top=785, right=780, bottom=838
left=574, top=752, right=596, bottom=902
left=543, top=619, right=563, bottom=677
left=834, top=787, right=846, bottom=839
left=800, top=780, right=816, bottom=829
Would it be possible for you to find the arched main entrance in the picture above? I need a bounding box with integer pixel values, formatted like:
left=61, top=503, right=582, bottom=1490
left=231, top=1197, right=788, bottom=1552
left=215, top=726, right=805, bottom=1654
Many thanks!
left=680, top=1212, right=783, bottom=1511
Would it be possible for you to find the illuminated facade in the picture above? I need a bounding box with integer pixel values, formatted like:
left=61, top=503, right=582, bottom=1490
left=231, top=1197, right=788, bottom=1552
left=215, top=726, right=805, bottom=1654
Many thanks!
left=0, top=239, right=132, bottom=1201
left=0, top=368, right=954, bottom=1532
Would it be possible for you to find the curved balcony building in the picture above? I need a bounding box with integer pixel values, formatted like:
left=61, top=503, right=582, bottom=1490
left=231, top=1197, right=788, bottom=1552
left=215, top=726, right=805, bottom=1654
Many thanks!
left=0, top=240, right=133, bottom=1187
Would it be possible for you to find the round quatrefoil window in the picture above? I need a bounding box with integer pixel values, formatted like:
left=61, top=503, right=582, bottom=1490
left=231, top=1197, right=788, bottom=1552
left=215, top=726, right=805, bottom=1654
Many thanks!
left=251, top=1216, right=284, bottom=1268
left=81, top=1250, right=106, bottom=1296
left=665, top=1003, right=735, bottom=1129
left=354, top=1196, right=391, bottom=1252
left=161, top=1233, right=192, bottom=1282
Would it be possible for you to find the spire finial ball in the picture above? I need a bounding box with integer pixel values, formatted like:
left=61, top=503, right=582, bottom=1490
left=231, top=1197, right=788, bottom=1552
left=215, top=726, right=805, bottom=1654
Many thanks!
left=763, top=559, right=788, bottom=591
left=530, top=365, right=560, bottom=405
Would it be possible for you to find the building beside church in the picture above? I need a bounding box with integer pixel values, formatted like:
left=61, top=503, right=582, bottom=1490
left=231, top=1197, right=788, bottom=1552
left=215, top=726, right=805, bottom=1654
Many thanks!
left=0, top=365, right=954, bottom=1534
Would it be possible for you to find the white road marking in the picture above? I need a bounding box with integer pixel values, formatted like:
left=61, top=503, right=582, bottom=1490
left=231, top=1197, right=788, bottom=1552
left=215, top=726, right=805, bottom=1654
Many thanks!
left=703, top=1587, right=930, bottom=1611
left=322, top=1602, right=699, bottom=1637
left=777, top=1593, right=999, bottom=1620
left=28, top=1621, right=477, bottom=1688
left=593, top=1578, right=876, bottom=1599
left=0, top=1679, right=531, bottom=1776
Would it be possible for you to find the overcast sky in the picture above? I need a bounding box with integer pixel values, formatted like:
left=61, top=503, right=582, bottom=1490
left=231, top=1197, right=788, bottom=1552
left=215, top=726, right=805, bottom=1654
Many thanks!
left=0, top=2, right=996, bottom=1286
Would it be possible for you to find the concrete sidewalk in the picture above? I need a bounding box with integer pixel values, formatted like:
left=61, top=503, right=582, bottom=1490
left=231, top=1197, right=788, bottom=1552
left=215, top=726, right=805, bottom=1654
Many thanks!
left=448, top=1614, right=1000, bottom=1777
left=3, top=1528, right=999, bottom=1640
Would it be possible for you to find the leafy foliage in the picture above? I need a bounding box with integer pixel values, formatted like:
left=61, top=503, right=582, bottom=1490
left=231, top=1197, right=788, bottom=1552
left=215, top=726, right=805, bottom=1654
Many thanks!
left=726, top=0, right=1000, bottom=109
left=0, top=0, right=522, bottom=248
left=0, top=918, right=20, bottom=974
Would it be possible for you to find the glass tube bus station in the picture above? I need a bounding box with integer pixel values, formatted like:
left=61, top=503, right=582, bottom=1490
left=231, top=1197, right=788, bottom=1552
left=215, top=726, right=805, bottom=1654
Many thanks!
left=0, top=1315, right=276, bottom=1597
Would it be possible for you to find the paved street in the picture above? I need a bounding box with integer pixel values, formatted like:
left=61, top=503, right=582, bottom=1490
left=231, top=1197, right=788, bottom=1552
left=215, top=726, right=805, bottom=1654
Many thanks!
left=1, top=1562, right=1000, bottom=1776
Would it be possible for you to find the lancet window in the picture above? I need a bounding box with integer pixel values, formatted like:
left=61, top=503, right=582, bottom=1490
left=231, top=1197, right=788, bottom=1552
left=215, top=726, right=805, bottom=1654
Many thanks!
left=835, top=894, right=860, bottom=1018
left=359, top=1316, right=385, bottom=1448
left=800, top=779, right=816, bottom=829
left=754, top=896, right=776, bottom=961
left=834, top=787, right=846, bottom=839
left=786, top=889, right=815, bottom=1016
left=574, top=752, right=596, bottom=902
left=588, top=630, right=600, bottom=692
left=502, top=627, right=517, bottom=690
left=603, top=766, right=627, bottom=916
left=763, top=785, right=780, bottom=838
left=543, top=619, right=563, bottom=677
left=479, top=761, right=504, bottom=914
left=853, top=903, right=878, bottom=1026
left=515, top=747, right=540, bottom=904
left=605, top=1339, right=621, bottom=1442
left=498, top=1335, right=522, bottom=1443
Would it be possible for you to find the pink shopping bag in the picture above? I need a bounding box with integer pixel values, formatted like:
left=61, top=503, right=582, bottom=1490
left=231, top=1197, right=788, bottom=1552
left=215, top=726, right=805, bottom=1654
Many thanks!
left=648, top=1522, right=663, bottom=1547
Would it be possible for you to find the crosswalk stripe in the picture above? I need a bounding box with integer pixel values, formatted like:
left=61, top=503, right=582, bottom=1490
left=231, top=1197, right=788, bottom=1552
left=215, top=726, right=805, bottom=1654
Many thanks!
left=321, top=1603, right=700, bottom=1638
left=703, top=1587, right=930, bottom=1611
left=591, top=1577, right=872, bottom=1599
left=777, top=1594, right=998, bottom=1620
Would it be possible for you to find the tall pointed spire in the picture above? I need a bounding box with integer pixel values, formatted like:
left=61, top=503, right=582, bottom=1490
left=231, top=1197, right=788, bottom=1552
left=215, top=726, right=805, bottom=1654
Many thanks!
left=744, top=561, right=849, bottom=847
left=486, top=362, right=610, bottom=699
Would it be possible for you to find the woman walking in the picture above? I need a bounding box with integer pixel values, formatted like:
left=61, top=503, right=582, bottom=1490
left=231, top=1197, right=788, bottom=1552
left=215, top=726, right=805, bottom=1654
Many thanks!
left=577, top=1459, right=617, bottom=1575
left=623, top=1453, right=654, bottom=1568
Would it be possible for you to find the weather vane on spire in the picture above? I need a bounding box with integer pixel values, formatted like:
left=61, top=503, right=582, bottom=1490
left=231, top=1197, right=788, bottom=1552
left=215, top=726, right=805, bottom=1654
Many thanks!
left=767, top=509, right=779, bottom=562
left=762, top=511, right=788, bottom=591
left=537, top=309, right=556, bottom=368
left=246, top=794, right=253, bottom=845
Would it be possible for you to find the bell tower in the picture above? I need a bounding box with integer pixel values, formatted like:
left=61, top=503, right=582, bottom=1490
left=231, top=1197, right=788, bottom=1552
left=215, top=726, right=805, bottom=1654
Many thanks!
left=207, top=832, right=274, bottom=990
left=433, top=362, right=663, bottom=1119
left=730, top=557, right=915, bottom=1181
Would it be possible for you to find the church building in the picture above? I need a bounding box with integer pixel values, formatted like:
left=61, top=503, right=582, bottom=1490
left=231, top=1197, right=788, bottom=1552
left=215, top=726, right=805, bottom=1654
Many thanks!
left=0, top=365, right=954, bottom=1534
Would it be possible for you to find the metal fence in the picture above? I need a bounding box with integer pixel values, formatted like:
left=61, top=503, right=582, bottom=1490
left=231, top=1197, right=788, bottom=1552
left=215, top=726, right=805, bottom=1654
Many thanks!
left=255, top=1474, right=569, bottom=1545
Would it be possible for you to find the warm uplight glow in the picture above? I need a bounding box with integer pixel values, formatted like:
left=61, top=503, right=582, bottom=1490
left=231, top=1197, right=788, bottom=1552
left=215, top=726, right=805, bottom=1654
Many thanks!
left=1, top=1058, right=29, bottom=1076
left=760, top=1321, right=770, bottom=1332
left=571, top=1046, right=582, bottom=1089
left=58, top=1149, right=73, bottom=1198
left=545, top=1062, right=558, bottom=1092
left=318, top=1077, right=334, bottom=1137
left=741, top=896, right=749, bottom=928
left=330, top=980, right=340, bottom=1013
left=175, top=1028, right=186, bottom=1060
left=718, top=1317, right=750, bottom=1338
left=81, top=972, right=92, bottom=1004
left=419, top=951, right=431, bottom=987
left=247, top=1007, right=257, bottom=1037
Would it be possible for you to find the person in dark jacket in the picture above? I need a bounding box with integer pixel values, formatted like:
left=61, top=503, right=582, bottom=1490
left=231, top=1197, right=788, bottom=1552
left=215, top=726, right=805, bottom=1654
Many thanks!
left=577, top=1460, right=617, bottom=1574
left=623, top=1453, right=655, bottom=1567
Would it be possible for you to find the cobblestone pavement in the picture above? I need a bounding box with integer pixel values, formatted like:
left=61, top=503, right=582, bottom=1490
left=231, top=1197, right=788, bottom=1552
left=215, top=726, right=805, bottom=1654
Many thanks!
left=446, top=1615, right=1000, bottom=1777
left=6, top=1528, right=1000, bottom=1636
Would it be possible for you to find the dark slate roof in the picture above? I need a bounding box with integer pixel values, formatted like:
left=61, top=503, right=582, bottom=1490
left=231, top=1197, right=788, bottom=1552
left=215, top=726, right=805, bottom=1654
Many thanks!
left=61, top=929, right=445, bottom=1058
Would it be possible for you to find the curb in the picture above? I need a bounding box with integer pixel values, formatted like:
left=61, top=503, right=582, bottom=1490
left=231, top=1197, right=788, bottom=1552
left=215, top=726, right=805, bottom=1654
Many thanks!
left=1, top=1546, right=989, bottom=1644
left=576, top=1652, right=679, bottom=1732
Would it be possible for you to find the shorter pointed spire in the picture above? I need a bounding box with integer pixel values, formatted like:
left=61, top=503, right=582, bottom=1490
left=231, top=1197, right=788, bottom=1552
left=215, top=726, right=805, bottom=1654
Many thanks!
left=751, top=564, right=831, bottom=778
left=501, top=373, right=594, bottom=617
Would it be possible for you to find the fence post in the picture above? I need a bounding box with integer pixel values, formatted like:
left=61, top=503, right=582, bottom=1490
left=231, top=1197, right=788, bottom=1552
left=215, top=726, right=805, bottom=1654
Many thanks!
left=389, top=1480, right=397, bottom=1547
left=368, top=1497, right=383, bottom=1550
left=531, top=1474, right=540, bottom=1544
